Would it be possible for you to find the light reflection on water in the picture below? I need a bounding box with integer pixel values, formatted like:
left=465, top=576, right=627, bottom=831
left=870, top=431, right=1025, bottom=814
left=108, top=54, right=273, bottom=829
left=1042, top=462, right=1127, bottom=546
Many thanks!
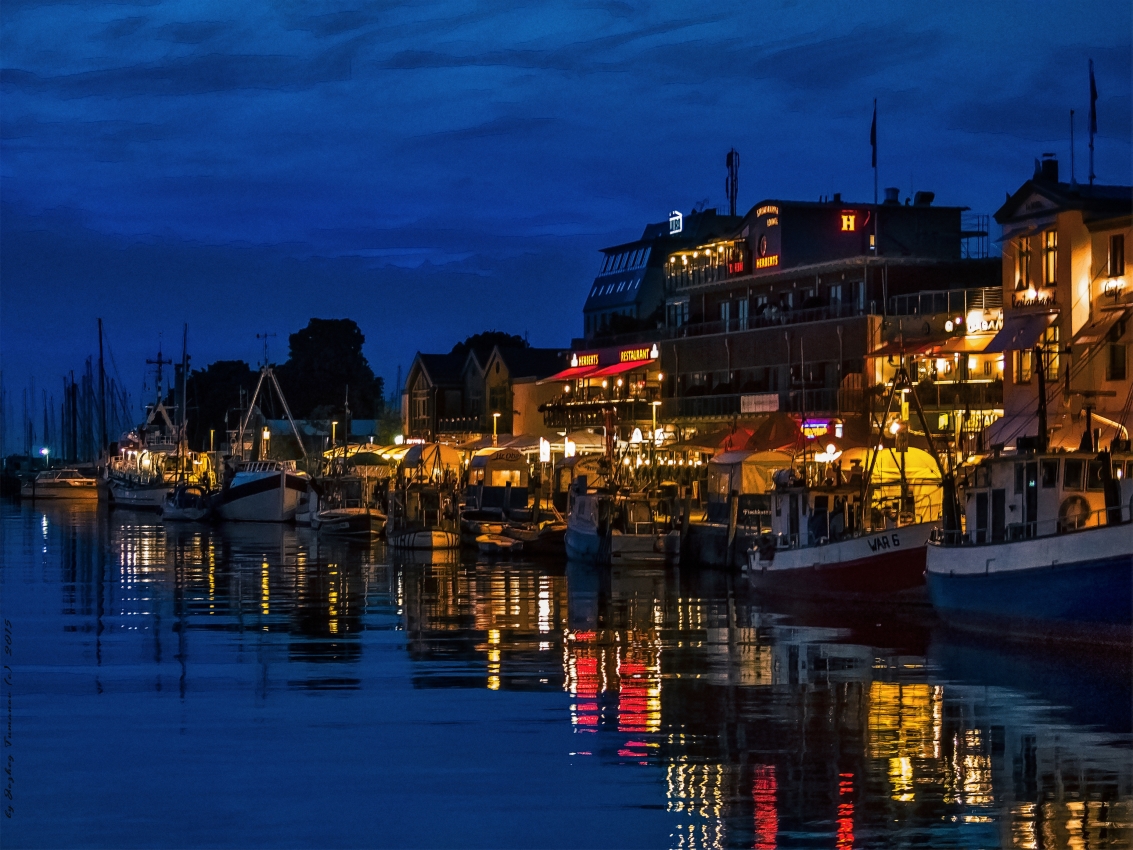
left=3, top=502, right=1131, bottom=849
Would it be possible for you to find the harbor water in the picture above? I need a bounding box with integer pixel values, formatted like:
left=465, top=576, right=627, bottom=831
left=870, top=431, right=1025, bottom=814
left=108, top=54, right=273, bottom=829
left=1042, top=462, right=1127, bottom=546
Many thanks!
left=2, top=501, right=1130, bottom=848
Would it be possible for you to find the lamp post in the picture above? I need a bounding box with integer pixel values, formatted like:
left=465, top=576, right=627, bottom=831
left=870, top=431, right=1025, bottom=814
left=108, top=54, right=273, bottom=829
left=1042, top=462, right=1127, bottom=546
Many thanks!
left=261, top=426, right=271, bottom=460
left=492, top=412, right=500, bottom=447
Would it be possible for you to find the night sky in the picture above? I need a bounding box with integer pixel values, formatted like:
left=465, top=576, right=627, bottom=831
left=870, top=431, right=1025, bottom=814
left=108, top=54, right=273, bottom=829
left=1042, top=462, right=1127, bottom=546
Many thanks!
left=2, top=1, right=1130, bottom=417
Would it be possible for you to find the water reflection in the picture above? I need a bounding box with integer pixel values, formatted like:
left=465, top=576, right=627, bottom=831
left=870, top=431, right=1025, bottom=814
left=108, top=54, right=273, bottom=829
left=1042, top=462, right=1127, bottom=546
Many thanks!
left=4, top=503, right=1130, bottom=848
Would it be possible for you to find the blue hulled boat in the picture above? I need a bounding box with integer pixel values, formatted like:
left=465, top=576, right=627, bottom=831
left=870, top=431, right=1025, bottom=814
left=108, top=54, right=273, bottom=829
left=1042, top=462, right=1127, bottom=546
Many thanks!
left=926, top=444, right=1132, bottom=644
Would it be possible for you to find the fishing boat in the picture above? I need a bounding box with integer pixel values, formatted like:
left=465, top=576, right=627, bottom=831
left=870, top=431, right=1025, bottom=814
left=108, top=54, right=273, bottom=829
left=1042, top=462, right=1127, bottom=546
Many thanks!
left=313, top=474, right=386, bottom=538
left=216, top=460, right=309, bottom=523
left=926, top=441, right=1132, bottom=644
left=214, top=363, right=311, bottom=523
left=385, top=443, right=463, bottom=550
left=460, top=447, right=529, bottom=542
left=161, top=482, right=213, bottom=522
left=564, top=480, right=680, bottom=565
left=743, top=369, right=954, bottom=599
left=20, top=468, right=98, bottom=500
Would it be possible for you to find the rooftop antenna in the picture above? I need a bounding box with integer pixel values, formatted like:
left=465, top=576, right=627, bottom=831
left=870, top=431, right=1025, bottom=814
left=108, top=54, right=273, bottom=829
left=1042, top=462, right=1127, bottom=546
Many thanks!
left=725, top=148, right=739, bottom=217
left=256, top=332, right=277, bottom=368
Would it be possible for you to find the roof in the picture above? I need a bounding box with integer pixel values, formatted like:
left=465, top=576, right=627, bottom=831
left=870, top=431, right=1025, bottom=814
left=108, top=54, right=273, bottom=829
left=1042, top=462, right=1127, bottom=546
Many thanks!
left=490, top=346, right=568, bottom=380
left=584, top=268, right=649, bottom=311
left=995, top=178, right=1132, bottom=226
left=414, top=352, right=465, bottom=387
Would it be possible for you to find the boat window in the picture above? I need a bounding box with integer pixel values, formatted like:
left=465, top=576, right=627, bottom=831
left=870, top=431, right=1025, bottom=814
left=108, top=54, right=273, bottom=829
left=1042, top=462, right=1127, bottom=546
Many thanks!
left=627, top=502, right=652, bottom=525
left=1040, top=460, right=1058, bottom=488
left=1086, top=458, right=1105, bottom=491
left=1063, top=459, right=1084, bottom=491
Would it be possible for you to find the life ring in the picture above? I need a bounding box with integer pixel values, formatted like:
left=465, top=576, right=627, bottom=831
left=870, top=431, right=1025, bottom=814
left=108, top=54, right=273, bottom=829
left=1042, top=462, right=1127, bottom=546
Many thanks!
left=1057, top=495, right=1090, bottom=532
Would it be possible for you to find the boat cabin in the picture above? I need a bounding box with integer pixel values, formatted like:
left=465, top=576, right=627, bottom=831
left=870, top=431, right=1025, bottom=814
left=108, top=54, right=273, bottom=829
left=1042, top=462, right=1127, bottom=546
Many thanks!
left=959, top=448, right=1132, bottom=543
left=767, top=473, right=866, bottom=548
left=466, top=447, right=529, bottom=512
left=705, top=450, right=792, bottom=526
left=553, top=454, right=607, bottom=511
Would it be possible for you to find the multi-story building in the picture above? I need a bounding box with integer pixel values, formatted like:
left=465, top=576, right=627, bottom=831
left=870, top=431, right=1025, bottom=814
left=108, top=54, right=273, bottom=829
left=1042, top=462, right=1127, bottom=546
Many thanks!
left=545, top=190, right=999, bottom=446
left=987, top=156, right=1131, bottom=450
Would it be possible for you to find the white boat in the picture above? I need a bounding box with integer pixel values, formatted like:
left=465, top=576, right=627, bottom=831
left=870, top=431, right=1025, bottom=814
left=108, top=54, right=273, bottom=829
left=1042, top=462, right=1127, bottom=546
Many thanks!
left=564, top=484, right=680, bottom=565
left=926, top=445, right=1133, bottom=644
left=386, top=477, right=461, bottom=550
left=215, top=460, right=309, bottom=523
left=20, top=469, right=98, bottom=500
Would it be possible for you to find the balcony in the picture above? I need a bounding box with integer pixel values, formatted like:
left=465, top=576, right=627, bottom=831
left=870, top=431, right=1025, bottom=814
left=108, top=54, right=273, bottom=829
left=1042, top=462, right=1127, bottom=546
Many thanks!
left=868, top=380, right=1003, bottom=413
left=437, top=416, right=482, bottom=434
left=660, top=388, right=850, bottom=421
left=540, top=396, right=663, bottom=430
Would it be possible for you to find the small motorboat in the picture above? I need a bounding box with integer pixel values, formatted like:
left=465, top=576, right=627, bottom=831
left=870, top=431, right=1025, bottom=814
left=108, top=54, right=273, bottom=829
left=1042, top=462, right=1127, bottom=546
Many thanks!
left=476, top=533, right=524, bottom=556
left=20, top=469, right=99, bottom=500
left=161, top=483, right=213, bottom=522
left=316, top=507, right=386, bottom=538
left=502, top=519, right=566, bottom=558
left=388, top=528, right=461, bottom=550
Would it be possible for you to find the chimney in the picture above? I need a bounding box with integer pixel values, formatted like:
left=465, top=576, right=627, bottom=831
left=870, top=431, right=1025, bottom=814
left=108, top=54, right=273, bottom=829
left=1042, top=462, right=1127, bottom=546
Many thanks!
left=883, top=187, right=900, bottom=205
left=912, top=191, right=935, bottom=206
left=1039, top=153, right=1059, bottom=183
left=832, top=192, right=842, bottom=203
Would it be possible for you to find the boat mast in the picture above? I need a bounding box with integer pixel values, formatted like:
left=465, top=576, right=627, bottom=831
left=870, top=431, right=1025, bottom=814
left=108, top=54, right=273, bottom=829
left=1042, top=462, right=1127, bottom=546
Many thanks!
left=1034, top=343, right=1048, bottom=453
left=98, top=319, right=107, bottom=455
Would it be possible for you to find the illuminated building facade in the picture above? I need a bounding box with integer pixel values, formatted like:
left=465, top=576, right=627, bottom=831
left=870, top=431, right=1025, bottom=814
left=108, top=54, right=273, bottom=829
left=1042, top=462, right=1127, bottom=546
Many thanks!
left=990, top=156, right=1132, bottom=449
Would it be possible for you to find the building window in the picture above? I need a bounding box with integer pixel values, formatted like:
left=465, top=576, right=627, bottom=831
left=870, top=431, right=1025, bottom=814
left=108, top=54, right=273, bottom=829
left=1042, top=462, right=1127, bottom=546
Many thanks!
left=1014, top=349, right=1032, bottom=384
left=1107, top=319, right=1127, bottom=381
left=1043, top=230, right=1057, bottom=286
left=1039, top=324, right=1059, bottom=381
left=412, top=390, right=428, bottom=422
left=738, top=299, right=749, bottom=330
left=1110, top=234, right=1126, bottom=277
left=1016, top=238, right=1031, bottom=289
left=720, top=301, right=731, bottom=328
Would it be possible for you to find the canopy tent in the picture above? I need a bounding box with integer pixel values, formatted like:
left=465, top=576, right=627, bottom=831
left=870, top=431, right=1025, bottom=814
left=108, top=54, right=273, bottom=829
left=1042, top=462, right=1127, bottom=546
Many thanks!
left=744, top=413, right=803, bottom=452
left=467, top=447, right=529, bottom=487
left=871, top=338, right=939, bottom=357
left=986, top=411, right=1128, bottom=451
left=840, top=445, right=943, bottom=523
left=707, top=450, right=793, bottom=500
left=401, top=443, right=462, bottom=479
left=668, top=426, right=754, bottom=453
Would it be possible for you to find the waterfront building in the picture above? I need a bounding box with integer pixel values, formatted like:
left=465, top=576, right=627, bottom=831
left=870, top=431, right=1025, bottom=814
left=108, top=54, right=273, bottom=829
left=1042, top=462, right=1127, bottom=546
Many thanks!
left=545, top=191, right=999, bottom=450
left=987, top=156, right=1132, bottom=449
left=403, top=344, right=568, bottom=441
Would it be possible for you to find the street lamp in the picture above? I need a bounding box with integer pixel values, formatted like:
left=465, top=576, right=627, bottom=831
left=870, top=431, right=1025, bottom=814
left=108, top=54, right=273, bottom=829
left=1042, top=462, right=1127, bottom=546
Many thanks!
left=492, top=412, right=501, bottom=446
left=651, top=400, right=662, bottom=443
left=261, top=426, right=271, bottom=460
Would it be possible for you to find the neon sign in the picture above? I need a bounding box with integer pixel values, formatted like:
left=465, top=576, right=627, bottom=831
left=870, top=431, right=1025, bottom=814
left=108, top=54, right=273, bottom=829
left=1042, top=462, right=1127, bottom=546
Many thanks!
left=620, top=343, right=659, bottom=363
left=755, top=255, right=779, bottom=269
left=669, top=211, right=683, bottom=234
left=571, top=352, right=599, bottom=368
left=756, top=205, right=779, bottom=218
left=840, top=213, right=857, bottom=232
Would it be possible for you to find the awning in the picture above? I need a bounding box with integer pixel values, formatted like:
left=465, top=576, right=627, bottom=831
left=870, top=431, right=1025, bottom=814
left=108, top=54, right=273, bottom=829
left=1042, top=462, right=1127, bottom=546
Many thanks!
left=1075, top=305, right=1130, bottom=345
left=982, top=312, right=1057, bottom=353
left=538, top=363, right=600, bottom=384
left=870, top=338, right=939, bottom=357
left=939, top=335, right=994, bottom=354
left=590, top=360, right=657, bottom=377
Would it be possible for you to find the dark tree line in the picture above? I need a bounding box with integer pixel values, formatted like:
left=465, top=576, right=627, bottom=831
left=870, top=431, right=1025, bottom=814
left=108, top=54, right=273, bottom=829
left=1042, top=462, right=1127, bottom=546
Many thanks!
left=183, top=318, right=384, bottom=450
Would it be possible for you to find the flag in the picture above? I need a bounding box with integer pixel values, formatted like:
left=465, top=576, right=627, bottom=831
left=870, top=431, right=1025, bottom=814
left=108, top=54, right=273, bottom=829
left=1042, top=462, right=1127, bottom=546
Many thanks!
left=1088, top=59, right=1098, bottom=136
left=870, top=100, right=877, bottom=168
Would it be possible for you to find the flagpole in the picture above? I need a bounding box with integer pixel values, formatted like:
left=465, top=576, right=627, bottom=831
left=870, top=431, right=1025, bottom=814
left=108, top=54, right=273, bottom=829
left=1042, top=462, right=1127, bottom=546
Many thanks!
left=872, top=99, right=878, bottom=205
left=1088, top=59, right=1097, bottom=185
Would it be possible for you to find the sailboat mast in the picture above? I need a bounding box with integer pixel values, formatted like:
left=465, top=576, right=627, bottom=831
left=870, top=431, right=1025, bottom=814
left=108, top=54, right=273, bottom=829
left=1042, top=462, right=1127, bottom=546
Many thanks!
left=98, top=318, right=107, bottom=454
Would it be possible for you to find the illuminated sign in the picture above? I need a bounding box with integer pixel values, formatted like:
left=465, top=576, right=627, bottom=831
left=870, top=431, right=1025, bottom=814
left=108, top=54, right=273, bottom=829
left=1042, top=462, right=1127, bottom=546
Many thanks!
left=1011, top=289, right=1056, bottom=308
left=966, top=309, right=1003, bottom=333
left=669, top=210, right=683, bottom=234
left=539, top=437, right=551, bottom=463
left=756, top=205, right=779, bottom=218
left=840, top=213, right=857, bottom=232
left=755, top=254, right=779, bottom=269
left=620, top=342, right=659, bottom=363
left=570, top=352, right=599, bottom=368
left=801, top=419, right=831, bottom=439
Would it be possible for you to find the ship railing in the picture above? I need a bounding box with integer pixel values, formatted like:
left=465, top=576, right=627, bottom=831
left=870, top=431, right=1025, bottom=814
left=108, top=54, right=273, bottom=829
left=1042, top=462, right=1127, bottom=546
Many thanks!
left=932, top=503, right=1131, bottom=546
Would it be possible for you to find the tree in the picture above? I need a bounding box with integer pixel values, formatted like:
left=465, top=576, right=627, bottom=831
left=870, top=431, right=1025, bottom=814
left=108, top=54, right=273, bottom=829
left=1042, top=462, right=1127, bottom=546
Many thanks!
left=276, top=318, right=384, bottom=420
left=450, top=330, right=528, bottom=363
left=185, top=360, right=257, bottom=450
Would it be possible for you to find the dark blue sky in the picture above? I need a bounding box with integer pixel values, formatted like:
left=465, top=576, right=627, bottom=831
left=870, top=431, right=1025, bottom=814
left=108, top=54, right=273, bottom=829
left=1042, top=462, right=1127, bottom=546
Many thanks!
left=2, top=1, right=1130, bottom=418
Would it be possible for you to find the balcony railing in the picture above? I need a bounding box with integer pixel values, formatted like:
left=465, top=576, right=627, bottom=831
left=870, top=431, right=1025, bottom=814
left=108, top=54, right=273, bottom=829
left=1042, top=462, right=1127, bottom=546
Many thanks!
left=868, top=380, right=1002, bottom=412
left=437, top=416, right=481, bottom=433
left=660, top=388, right=850, bottom=421
left=540, top=398, right=661, bottom=429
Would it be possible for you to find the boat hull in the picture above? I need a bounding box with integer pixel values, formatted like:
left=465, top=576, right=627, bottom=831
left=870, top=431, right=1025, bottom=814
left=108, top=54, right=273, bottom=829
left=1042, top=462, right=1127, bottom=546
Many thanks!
left=216, top=471, right=306, bottom=522
left=106, top=478, right=169, bottom=510
left=20, top=480, right=99, bottom=500
left=926, top=522, right=1132, bottom=644
left=315, top=509, right=385, bottom=538
left=388, top=529, right=461, bottom=550
left=476, top=533, right=523, bottom=555
left=744, top=522, right=935, bottom=598
left=564, top=527, right=679, bottom=565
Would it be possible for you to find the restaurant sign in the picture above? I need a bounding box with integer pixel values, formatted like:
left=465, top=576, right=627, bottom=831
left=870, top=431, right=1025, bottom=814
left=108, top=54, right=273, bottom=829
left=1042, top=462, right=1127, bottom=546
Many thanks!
left=570, top=352, right=599, bottom=368
left=620, top=343, right=660, bottom=363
